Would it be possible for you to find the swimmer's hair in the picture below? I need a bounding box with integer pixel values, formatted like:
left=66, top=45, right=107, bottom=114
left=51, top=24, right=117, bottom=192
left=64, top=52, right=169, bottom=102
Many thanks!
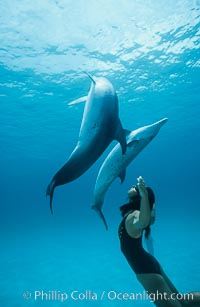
left=120, top=186, right=155, bottom=218
left=146, top=187, right=155, bottom=208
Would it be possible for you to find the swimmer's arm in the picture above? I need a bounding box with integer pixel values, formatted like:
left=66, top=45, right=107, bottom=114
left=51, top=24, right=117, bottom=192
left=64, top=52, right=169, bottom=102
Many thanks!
left=136, top=176, right=151, bottom=229
left=138, top=194, right=151, bottom=228
left=126, top=195, right=151, bottom=230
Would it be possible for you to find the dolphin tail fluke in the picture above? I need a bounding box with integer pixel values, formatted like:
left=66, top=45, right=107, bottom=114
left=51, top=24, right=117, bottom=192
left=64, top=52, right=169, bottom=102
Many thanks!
left=115, top=122, right=128, bottom=154
left=46, top=179, right=56, bottom=214
left=92, top=205, right=108, bottom=230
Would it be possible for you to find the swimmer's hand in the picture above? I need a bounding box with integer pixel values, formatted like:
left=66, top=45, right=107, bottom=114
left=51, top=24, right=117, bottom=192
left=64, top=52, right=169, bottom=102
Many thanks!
left=137, top=176, right=148, bottom=198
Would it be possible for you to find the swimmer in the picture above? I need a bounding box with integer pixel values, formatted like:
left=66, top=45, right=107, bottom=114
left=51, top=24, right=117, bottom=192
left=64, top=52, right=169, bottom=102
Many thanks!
left=118, top=176, right=200, bottom=306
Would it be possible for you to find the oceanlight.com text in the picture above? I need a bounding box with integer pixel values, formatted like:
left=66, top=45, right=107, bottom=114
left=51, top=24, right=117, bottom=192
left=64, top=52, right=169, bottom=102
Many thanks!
left=22, top=289, right=194, bottom=303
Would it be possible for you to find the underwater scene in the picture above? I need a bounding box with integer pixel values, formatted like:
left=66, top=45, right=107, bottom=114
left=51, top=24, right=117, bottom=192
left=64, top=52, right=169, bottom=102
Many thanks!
left=1, top=0, right=200, bottom=306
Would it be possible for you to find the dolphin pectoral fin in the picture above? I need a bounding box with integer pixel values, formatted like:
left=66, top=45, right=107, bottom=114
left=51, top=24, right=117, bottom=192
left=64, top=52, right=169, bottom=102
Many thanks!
left=127, top=139, right=139, bottom=147
left=118, top=169, right=126, bottom=184
left=46, top=179, right=56, bottom=214
left=115, top=123, right=127, bottom=154
left=68, top=95, right=88, bottom=106
left=92, top=205, right=108, bottom=230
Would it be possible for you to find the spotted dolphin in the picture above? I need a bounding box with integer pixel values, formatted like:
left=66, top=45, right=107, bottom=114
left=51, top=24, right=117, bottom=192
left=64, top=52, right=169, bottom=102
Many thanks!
left=46, top=75, right=127, bottom=213
left=92, top=118, right=168, bottom=229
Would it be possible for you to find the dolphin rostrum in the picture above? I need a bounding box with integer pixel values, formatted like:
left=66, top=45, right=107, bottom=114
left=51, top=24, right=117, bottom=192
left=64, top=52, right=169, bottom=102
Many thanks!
left=92, top=118, right=168, bottom=230
left=46, top=75, right=127, bottom=213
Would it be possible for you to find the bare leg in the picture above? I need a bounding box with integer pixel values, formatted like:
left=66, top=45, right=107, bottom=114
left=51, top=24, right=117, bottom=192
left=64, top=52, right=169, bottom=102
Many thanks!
left=159, top=266, right=180, bottom=294
left=160, top=266, right=200, bottom=306
left=137, top=273, right=182, bottom=306
left=180, top=292, right=200, bottom=306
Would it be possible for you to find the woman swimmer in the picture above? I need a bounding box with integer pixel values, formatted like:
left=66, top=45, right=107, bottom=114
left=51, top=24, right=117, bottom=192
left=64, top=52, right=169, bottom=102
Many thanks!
left=118, top=176, right=200, bottom=307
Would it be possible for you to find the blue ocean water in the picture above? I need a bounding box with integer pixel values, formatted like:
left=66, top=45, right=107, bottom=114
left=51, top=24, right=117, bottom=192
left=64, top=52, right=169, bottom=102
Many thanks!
left=0, top=1, right=200, bottom=306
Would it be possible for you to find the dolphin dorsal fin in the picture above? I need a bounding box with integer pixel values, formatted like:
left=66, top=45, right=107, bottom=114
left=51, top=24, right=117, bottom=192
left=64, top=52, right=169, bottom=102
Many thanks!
left=83, top=71, right=96, bottom=85
left=118, top=169, right=126, bottom=184
left=115, top=125, right=127, bottom=155
left=124, top=129, right=131, bottom=136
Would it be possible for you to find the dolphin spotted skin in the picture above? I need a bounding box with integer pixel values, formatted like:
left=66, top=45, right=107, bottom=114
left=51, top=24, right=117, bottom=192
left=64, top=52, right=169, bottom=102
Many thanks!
left=46, top=75, right=127, bottom=213
left=92, top=118, right=168, bottom=230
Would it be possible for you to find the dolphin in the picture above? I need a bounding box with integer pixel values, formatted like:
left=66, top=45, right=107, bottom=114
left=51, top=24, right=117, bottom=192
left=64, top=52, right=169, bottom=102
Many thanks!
left=92, top=118, right=168, bottom=230
left=46, top=75, right=127, bottom=213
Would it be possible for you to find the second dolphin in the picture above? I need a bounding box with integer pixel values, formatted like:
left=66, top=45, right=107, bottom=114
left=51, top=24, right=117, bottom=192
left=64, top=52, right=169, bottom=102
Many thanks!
left=92, top=118, right=168, bottom=229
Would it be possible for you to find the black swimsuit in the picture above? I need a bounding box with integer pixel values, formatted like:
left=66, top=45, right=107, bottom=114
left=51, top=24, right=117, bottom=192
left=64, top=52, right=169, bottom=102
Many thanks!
left=118, top=217, right=161, bottom=275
